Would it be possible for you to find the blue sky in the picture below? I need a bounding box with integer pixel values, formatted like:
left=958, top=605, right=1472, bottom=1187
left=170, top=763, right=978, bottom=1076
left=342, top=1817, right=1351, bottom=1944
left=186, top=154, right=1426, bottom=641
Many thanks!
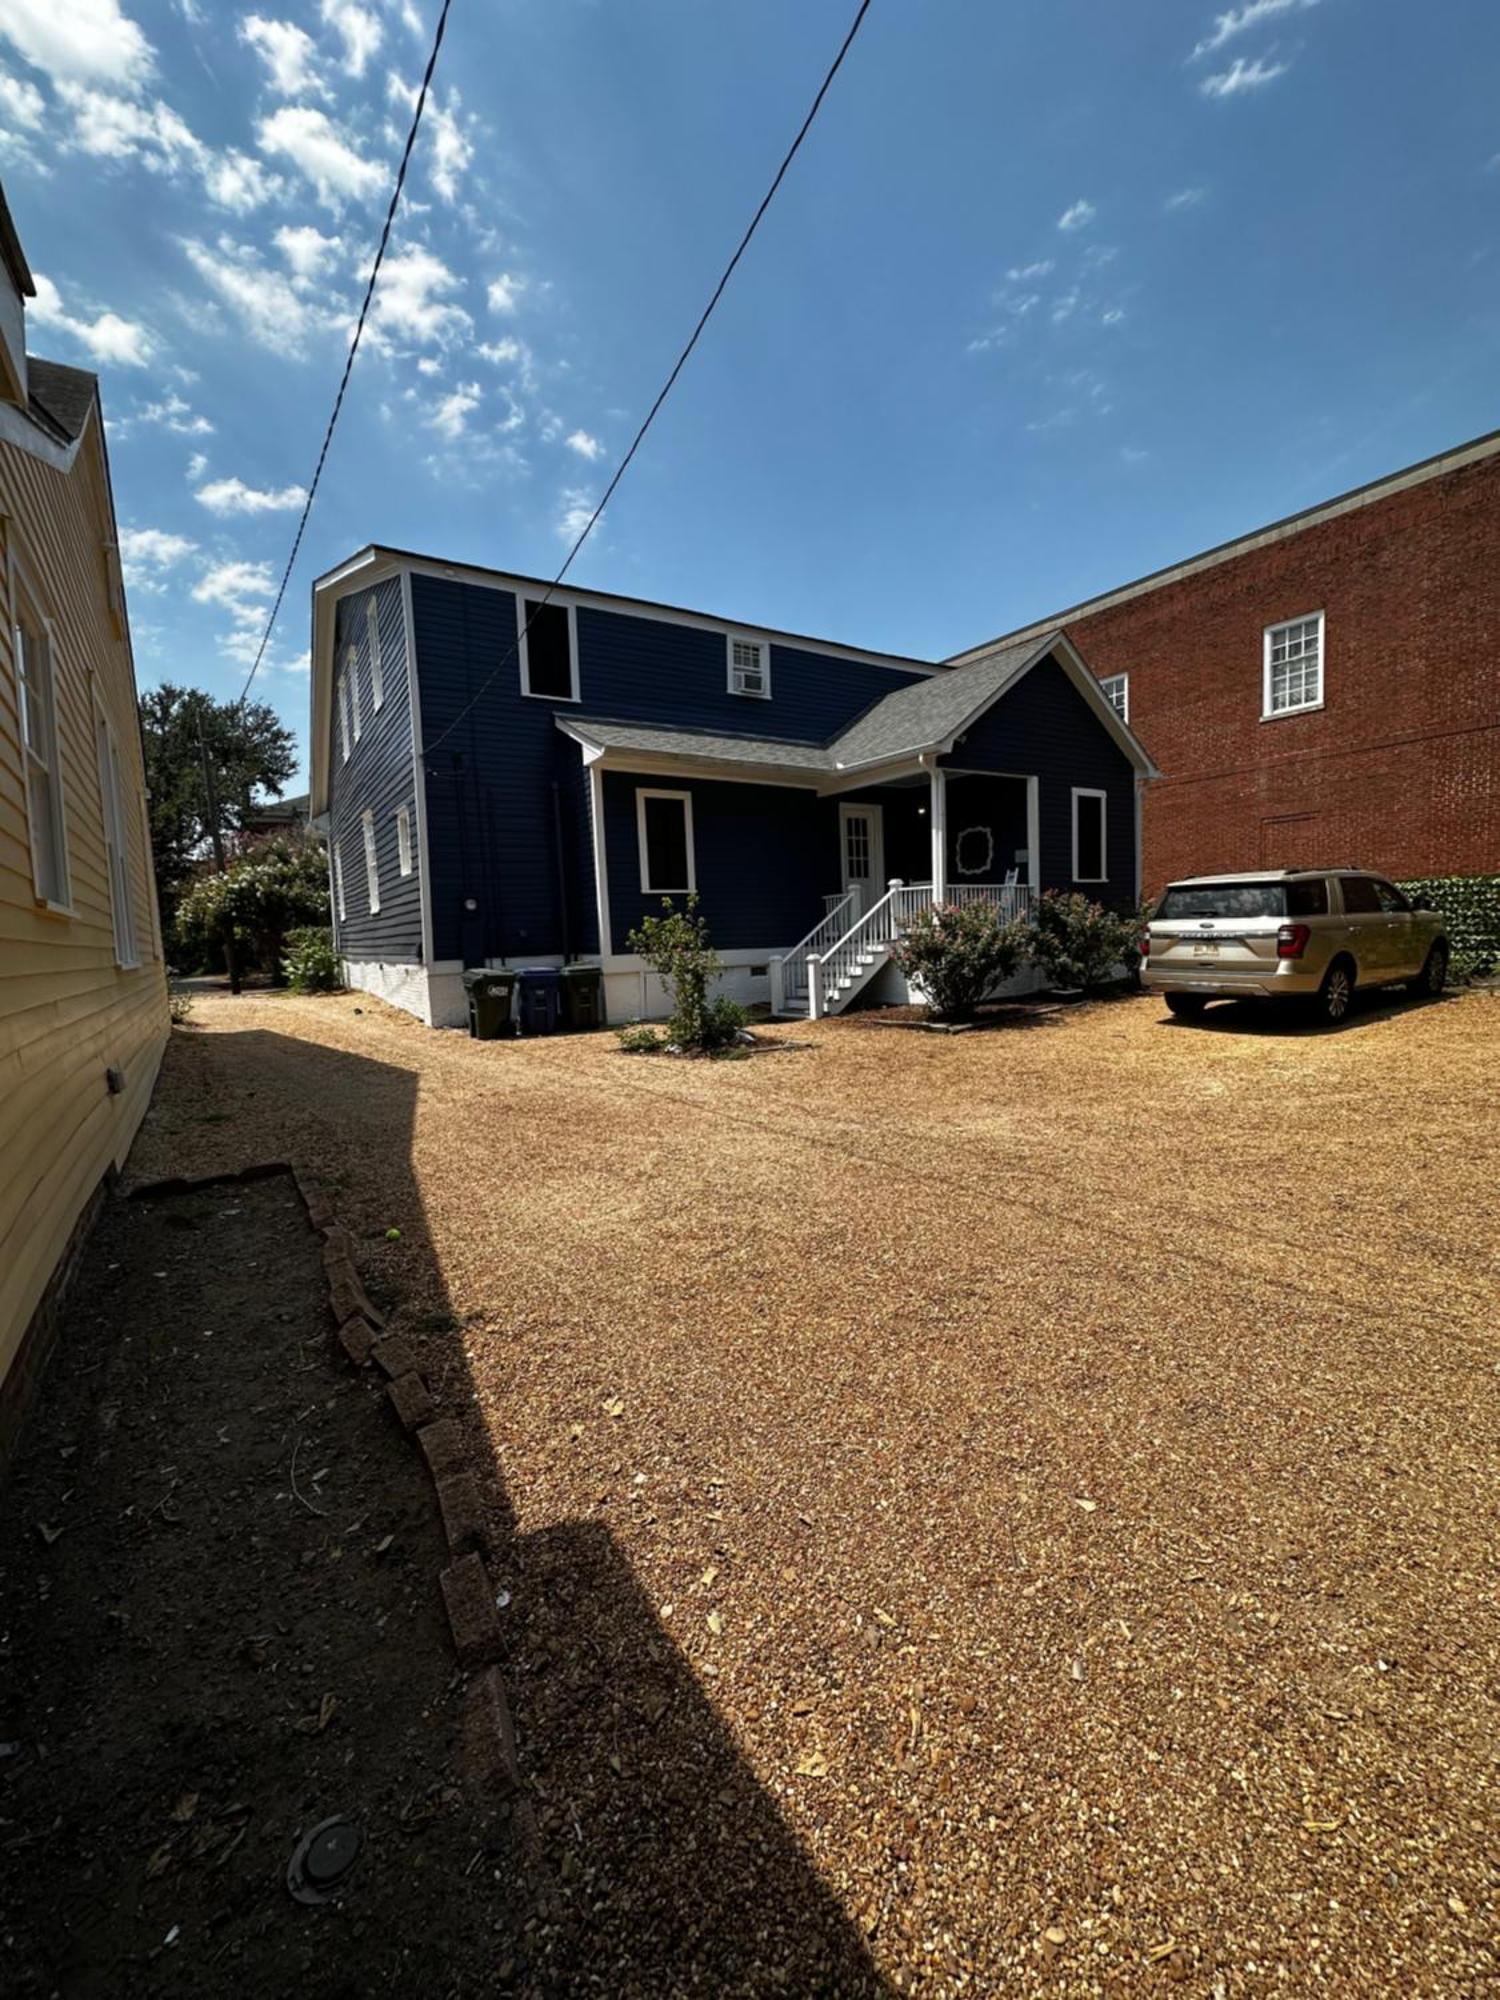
left=3, top=0, right=1497, bottom=788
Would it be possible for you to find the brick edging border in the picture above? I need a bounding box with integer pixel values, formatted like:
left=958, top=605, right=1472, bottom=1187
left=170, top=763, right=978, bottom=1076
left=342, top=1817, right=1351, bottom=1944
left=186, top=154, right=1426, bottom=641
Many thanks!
left=128, top=1160, right=521, bottom=1804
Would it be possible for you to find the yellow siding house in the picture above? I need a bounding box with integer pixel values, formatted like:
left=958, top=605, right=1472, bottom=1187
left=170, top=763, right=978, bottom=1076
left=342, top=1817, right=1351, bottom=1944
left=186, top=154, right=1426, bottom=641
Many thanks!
left=0, top=186, right=168, bottom=1455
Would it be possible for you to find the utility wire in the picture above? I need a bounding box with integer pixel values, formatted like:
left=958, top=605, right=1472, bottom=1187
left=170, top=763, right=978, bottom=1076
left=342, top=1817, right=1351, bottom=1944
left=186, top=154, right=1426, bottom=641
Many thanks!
left=420, top=0, right=874, bottom=762
left=237, top=0, right=455, bottom=705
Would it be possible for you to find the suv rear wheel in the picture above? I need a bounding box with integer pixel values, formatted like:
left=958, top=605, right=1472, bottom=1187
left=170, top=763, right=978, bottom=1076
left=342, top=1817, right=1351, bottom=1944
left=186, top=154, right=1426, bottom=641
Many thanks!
left=1165, top=993, right=1208, bottom=1019
left=1418, top=942, right=1448, bottom=997
left=1315, top=956, right=1355, bottom=1026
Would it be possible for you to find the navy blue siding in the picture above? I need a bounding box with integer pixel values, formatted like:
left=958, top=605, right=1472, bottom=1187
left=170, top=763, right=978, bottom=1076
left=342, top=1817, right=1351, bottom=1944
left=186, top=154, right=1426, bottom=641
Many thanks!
left=942, top=655, right=1137, bottom=903
left=412, top=575, right=927, bottom=963
left=602, top=773, right=824, bottom=955
left=944, top=775, right=1030, bottom=884
left=326, top=579, right=421, bottom=961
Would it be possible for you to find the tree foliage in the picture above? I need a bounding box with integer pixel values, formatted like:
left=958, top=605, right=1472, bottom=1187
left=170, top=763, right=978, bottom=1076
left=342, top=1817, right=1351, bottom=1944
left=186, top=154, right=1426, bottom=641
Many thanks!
left=624, top=897, right=746, bottom=1049
left=889, top=901, right=1031, bottom=1020
left=176, top=837, right=329, bottom=984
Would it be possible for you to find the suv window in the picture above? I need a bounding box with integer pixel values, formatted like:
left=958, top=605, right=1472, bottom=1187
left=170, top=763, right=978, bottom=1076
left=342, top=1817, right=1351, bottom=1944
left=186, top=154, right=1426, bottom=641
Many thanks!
left=1339, top=876, right=1382, bottom=915
left=1374, top=880, right=1411, bottom=914
left=1285, top=879, right=1329, bottom=917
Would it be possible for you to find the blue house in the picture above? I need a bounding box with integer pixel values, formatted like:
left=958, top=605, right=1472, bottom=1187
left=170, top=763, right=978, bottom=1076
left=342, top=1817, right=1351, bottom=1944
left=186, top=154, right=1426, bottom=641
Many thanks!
left=308, top=547, right=1158, bottom=1027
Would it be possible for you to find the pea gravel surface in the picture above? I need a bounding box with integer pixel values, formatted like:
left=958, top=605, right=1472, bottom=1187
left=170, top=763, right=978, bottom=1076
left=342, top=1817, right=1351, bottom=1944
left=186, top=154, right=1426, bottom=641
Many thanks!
left=132, top=985, right=1499, bottom=1997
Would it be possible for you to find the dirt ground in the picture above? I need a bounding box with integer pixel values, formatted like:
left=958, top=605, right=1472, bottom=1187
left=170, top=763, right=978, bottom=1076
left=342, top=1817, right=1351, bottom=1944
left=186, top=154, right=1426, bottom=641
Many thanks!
left=11, top=979, right=1498, bottom=1995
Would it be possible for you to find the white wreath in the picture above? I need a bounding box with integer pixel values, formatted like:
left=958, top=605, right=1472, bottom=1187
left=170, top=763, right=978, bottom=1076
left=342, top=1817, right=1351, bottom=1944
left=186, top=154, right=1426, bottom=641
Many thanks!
left=954, top=825, right=994, bottom=877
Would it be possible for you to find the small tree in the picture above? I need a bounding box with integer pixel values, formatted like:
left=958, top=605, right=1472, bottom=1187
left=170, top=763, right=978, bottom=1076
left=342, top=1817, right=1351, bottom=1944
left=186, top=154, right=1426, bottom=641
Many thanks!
left=889, top=901, right=1030, bottom=1021
left=1029, top=891, right=1141, bottom=992
left=625, top=897, right=746, bottom=1050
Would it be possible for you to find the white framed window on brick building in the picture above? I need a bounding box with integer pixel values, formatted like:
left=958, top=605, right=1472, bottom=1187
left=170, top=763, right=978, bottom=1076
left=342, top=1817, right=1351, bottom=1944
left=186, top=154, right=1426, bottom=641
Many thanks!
left=727, top=634, right=770, bottom=698
left=367, top=598, right=384, bottom=709
left=94, top=707, right=138, bottom=966
left=1099, top=672, right=1129, bottom=723
left=1263, top=612, right=1323, bottom=719
left=396, top=802, right=412, bottom=876
left=15, top=612, right=71, bottom=908
left=361, top=810, right=380, bottom=913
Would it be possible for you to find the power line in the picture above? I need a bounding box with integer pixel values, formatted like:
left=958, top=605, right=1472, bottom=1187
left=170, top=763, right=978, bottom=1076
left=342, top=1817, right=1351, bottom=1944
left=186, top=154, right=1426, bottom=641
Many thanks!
left=420, top=0, right=874, bottom=762
left=237, top=0, right=456, bottom=706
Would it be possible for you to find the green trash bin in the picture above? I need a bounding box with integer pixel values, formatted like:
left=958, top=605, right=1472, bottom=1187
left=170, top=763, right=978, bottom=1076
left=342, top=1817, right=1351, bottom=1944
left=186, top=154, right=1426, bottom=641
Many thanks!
left=560, top=963, right=605, bottom=1032
left=463, top=968, right=517, bottom=1040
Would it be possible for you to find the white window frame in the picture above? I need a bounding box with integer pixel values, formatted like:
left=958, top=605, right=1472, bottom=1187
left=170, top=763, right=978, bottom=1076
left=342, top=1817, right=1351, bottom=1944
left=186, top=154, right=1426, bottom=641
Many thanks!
left=94, top=703, right=138, bottom=967
left=348, top=643, right=362, bottom=741
left=367, top=598, right=384, bottom=709
left=518, top=596, right=580, bottom=702
left=333, top=843, right=347, bottom=923
left=1098, top=672, right=1129, bottom=724
left=727, top=633, right=770, bottom=699
left=1071, top=786, right=1108, bottom=885
left=1262, top=611, right=1324, bottom=720
left=636, top=787, right=696, bottom=895
left=361, top=809, right=380, bottom=914
left=13, top=610, right=72, bottom=911
left=338, top=671, right=351, bottom=762
left=396, top=802, right=412, bottom=877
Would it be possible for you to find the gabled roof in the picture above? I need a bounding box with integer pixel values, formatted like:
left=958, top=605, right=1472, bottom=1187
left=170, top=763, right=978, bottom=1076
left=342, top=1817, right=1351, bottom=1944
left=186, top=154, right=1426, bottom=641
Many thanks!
left=0, top=183, right=35, bottom=298
left=828, top=633, right=1049, bottom=770
left=26, top=357, right=96, bottom=445
left=560, top=717, right=831, bottom=778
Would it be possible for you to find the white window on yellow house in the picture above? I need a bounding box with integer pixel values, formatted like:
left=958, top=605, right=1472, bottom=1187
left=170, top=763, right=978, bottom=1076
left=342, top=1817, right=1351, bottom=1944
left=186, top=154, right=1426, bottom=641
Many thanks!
left=16, top=617, right=70, bottom=907
left=367, top=599, right=384, bottom=709
left=95, top=709, right=138, bottom=966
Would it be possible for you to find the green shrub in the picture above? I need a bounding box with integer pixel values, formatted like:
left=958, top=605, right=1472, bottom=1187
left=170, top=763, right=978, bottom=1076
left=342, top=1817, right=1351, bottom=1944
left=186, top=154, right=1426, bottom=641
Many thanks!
left=889, top=900, right=1030, bottom=1021
left=616, top=1021, right=666, bottom=1055
left=282, top=925, right=343, bottom=993
left=625, top=897, right=729, bottom=1049
left=1396, top=874, right=1500, bottom=979
left=700, top=995, right=750, bottom=1049
left=1029, top=891, right=1142, bottom=992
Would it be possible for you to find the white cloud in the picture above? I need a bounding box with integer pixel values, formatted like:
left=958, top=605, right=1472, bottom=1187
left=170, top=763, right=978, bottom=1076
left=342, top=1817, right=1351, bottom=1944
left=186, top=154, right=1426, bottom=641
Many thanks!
left=182, top=235, right=337, bottom=354
left=257, top=104, right=383, bottom=210
left=368, top=243, right=470, bottom=348
left=564, top=429, right=603, bottom=462
left=30, top=271, right=152, bottom=366
left=191, top=557, right=275, bottom=663
left=556, top=488, right=594, bottom=541
left=319, top=0, right=382, bottom=77
left=1191, top=0, right=1316, bottom=60
left=56, top=82, right=280, bottom=210
left=0, top=0, right=152, bottom=89
left=486, top=272, right=525, bottom=315
left=427, top=382, right=481, bottom=440
left=1006, top=259, right=1053, bottom=281
left=477, top=335, right=521, bottom=364
left=1102, top=307, right=1126, bottom=326
left=387, top=74, right=472, bottom=201
left=0, top=68, right=45, bottom=127
left=274, top=223, right=344, bottom=285
left=1049, top=288, right=1080, bottom=324
left=118, top=525, right=196, bottom=591
left=195, top=475, right=308, bottom=515
left=1201, top=55, right=1289, bottom=96
left=116, top=391, right=214, bottom=438
left=203, top=148, right=282, bottom=212
left=187, top=450, right=209, bottom=479
left=240, top=15, right=327, bottom=97
left=1165, top=187, right=1206, bottom=211
left=1057, top=199, right=1096, bottom=233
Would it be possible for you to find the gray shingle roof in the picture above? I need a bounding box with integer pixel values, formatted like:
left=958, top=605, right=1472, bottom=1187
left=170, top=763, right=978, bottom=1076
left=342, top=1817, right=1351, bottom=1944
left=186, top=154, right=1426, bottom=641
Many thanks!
left=27, top=356, right=96, bottom=445
left=563, top=718, right=833, bottom=777
left=827, top=634, right=1052, bottom=769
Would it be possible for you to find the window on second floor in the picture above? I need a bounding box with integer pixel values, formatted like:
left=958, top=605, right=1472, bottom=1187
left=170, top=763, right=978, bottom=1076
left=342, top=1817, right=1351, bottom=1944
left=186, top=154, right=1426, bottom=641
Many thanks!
left=1264, top=612, right=1323, bottom=718
left=338, top=672, right=351, bottom=762
left=396, top=803, right=412, bottom=877
left=367, top=599, right=384, bottom=709
left=519, top=599, right=578, bottom=700
left=1098, top=672, right=1129, bottom=723
left=728, top=635, right=770, bottom=698
left=15, top=616, right=70, bottom=907
left=348, top=644, right=363, bottom=740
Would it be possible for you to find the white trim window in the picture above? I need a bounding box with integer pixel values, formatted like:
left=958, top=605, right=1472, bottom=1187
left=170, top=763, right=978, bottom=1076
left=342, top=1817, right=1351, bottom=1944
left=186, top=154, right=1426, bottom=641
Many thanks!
left=361, top=809, right=380, bottom=913
left=1071, top=787, right=1108, bottom=884
left=396, top=802, right=412, bottom=877
left=728, top=634, right=770, bottom=698
left=1099, top=672, right=1129, bottom=723
left=1263, top=612, right=1323, bottom=718
left=636, top=787, right=695, bottom=895
left=95, top=709, right=138, bottom=967
left=338, top=669, right=351, bottom=762
left=367, top=598, right=384, bottom=709
left=15, top=616, right=70, bottom=907
left=334, top=843, right=347, bottom=922
left=518, top=597, right=580, bottom=701
left=348, top=643, right=362, bottom=741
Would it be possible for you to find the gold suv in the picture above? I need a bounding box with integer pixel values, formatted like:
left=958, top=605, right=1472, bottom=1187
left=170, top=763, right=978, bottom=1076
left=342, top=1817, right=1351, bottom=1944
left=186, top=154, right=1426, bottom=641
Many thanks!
left=1143, top=869, right=1450, bottom=1026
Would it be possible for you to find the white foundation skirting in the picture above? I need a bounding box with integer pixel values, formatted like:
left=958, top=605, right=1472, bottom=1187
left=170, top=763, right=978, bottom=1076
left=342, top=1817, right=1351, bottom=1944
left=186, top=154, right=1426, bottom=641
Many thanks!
left=341, top=958, right=470, bottom=1029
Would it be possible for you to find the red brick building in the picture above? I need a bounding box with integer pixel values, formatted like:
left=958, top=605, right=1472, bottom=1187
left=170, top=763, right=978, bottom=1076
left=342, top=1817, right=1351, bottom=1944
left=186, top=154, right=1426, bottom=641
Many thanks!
left=952, top=429, right=1500, bottom=895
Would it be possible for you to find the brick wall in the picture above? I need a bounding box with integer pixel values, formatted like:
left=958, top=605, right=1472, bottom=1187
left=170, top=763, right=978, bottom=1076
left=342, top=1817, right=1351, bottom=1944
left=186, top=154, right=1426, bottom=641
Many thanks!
left=1059, top=453, right=1500, bottom=894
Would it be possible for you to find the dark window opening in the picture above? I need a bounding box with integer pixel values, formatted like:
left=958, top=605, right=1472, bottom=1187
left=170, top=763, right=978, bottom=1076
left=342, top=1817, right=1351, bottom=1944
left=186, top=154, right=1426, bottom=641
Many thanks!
left=1155, top=879, right=1329, bottom=920
left=1339, top=876, right=1382, bottom=915
left=642, top=794, right=691, bottom=892
left=1074, top=793, right=1105, bottom=882
left=523, top=600, right=575, bottom=699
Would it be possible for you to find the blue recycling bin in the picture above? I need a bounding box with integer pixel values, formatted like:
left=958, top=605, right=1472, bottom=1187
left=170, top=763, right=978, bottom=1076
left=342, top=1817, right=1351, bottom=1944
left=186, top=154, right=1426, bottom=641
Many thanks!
left=516, top=967, right=563, bottom=1036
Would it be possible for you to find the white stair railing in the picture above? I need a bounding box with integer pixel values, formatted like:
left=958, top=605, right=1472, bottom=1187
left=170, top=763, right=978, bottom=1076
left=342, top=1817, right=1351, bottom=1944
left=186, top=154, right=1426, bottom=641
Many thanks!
left=772, top=889, right=858, bottom=1012
left=810, top=879, right=935, bottom=1016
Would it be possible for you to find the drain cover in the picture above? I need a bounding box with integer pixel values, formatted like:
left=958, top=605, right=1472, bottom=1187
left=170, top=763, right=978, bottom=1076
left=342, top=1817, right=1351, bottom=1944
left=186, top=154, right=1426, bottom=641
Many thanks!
left=287, top=1816, right=362, bottom=1905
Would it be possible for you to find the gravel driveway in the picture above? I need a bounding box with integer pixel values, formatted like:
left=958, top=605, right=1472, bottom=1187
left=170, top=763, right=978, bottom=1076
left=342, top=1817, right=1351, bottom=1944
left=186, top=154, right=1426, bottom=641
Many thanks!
left=130, top=984, right=1499, bottom=1996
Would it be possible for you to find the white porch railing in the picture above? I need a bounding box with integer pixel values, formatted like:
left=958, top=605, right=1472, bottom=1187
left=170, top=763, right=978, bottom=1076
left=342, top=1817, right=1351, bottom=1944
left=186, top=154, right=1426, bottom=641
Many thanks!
left=948, top=882, right=1032, bottom=922
left=801, top=880, right=1035, bottom=1018
left=770, top=888, right=858, bottom=1014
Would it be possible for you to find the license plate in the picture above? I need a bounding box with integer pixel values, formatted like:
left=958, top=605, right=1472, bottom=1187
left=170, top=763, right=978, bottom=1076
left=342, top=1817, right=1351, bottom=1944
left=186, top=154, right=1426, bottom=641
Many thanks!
left=1192, top=941, right=1219, bottom=957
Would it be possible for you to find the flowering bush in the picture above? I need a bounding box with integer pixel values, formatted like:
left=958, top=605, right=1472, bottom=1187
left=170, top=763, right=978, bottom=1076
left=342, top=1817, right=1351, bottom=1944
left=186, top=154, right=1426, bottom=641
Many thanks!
left=889, top=900, right=1030, bottom=1021
left=282, top=926, right=342, bottom=993
left=1029, top=891, right=1143, bottom=992
left=175, top=836, right=330, bottom=984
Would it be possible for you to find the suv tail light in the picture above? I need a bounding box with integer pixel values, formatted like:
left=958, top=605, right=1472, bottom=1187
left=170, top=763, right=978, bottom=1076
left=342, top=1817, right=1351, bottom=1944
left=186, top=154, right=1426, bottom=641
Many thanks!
left=1140, top=931, right=1151, bottom=957
left=1277, top=922, right=1311, bottom=959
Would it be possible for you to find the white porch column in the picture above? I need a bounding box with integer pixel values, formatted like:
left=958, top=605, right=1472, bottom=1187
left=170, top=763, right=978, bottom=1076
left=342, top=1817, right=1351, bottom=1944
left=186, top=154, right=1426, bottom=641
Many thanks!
left=807, top=954, right=824, bottom=1021
left=929, top=764, right=948, bottom=902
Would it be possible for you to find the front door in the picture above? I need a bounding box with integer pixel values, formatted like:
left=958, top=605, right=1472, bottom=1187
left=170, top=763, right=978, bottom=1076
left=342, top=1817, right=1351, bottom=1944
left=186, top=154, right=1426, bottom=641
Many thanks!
left=839, top=803, right=885, bottom=917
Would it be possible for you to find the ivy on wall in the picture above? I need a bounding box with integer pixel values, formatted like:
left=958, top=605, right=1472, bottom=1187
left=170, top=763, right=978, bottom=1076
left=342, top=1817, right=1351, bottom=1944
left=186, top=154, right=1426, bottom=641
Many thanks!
left=1397, top=874, right=1500, bottom=977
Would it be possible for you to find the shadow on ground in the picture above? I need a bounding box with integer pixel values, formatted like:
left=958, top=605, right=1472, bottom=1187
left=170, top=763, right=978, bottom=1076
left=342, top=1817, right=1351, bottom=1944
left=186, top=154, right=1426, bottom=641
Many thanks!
left=1, top=1028, right=890, bottom=1999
